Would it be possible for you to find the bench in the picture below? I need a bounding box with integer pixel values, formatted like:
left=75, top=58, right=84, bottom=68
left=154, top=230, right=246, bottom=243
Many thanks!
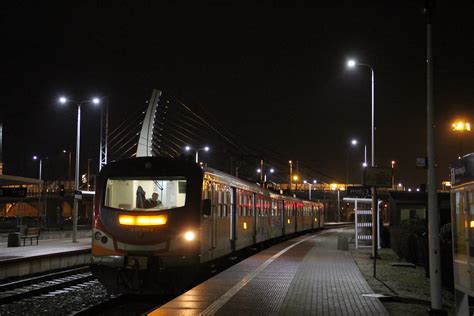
left=21, top=227, right=40, bottom=246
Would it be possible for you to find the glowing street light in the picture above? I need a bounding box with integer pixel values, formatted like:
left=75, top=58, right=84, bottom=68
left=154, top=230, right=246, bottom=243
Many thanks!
left=346, top=138, right=359, bottom=188
left=347, top=59, right=356, bottom=68
left=451, top=119, right=471, bottom=157
left=303, top=179, right=317, bottom=200
left=451, top=120, right=471, bottom=132
left=346, top=57, right=378, bottom=262
left=32, top=155, right=42, bottom=181
left=58, top=96, right=100, bottom=243
left=185, top=145, right=210, bottom=163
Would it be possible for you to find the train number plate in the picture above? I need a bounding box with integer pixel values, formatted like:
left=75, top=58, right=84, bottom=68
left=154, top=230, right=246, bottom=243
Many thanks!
left=126, top=256, right=148, bottom=269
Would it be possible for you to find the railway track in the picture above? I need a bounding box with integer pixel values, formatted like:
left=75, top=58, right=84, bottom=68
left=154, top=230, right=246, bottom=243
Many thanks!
left=0, top=266, right=94, bottom=305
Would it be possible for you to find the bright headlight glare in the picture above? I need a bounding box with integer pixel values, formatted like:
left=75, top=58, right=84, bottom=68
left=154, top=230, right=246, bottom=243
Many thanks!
left=184, top=231, right=196, bottom=241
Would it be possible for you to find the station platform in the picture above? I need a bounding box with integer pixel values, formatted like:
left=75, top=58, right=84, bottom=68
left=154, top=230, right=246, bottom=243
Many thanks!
left=0, top=238, right=91, bottom=279
left=149, top=228, right=388, bottom=315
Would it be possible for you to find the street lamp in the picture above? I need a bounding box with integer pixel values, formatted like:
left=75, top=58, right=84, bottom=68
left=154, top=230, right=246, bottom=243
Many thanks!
left=346, top=139, right=358, bottom=189
left=33, top=155, right=42, bottom=181
left=185, top=145, right=210, bottom=163
left=451, top=119, right=471, bottom=157
left=59, top=96, right=100, bottom=243
left=257, top=166, right=274, bottom=183
left=391, top=160, right=396, bottom=189
left=33, top=155, right=43, bottom=224
left=347, top=58, right=378, bottom=265
left=303, top=179, right=317, bottom=200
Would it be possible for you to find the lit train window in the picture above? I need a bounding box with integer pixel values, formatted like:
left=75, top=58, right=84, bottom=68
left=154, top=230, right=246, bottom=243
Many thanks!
left=104, top=177, right=187, bottom=211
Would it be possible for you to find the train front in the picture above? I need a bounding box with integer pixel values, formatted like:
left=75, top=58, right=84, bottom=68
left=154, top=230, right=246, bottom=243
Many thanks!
left=91, top=157, right=203, bottom=293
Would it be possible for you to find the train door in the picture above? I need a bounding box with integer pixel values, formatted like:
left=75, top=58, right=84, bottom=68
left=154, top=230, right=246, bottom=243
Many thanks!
left=230, top=187, right=237, bottom=252
left=294, top=203, right=298, bottom=232
left=252, top=193, right=257, bottom=244
left=211, top=182, right=218, bottom=256
left=278, top=200, right=286, bottom=236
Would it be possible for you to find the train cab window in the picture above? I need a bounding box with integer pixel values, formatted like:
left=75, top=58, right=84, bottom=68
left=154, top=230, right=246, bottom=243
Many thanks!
left=105, top=177, right=187, bottom=211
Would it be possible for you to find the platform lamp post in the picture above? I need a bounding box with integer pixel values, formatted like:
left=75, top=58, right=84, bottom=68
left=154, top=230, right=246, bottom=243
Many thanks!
left=347, top=58, right=379, bottom=270
left=185, top=145, right=210, bottom=164
left=346, top=139, right=358, bottom=190
left=391, top=160, right=396, bottom=190
left=257, top=167, right=274, bottom=184
left=451, top=119, right=471, bottom=158
left=33, top=155, right=43, bottom=225
left=303, top=179, right=317, bottom=200
left=59, top=96, right=100, bottom=243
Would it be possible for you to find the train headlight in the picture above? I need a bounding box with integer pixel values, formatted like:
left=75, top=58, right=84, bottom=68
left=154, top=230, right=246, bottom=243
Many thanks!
left=184, top=231, right=196, bottom=241
left=94, top=231, right=102, bottom=240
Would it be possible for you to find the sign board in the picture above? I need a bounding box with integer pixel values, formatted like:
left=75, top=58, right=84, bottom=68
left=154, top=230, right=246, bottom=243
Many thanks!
left=0, top=187, right=27, bottom=198
left=346, top=186, right=371, bottom=198
left=416, top=157, right=427, bottom=169
left=74, top=190, right=83, bottom=200
left=364, top=167, right=392, bottom=188
left=451, top=154, right=474, bottom=186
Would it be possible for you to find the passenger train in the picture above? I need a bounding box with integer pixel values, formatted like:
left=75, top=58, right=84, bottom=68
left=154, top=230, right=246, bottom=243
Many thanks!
left=91, top=157, right=326, bottom=293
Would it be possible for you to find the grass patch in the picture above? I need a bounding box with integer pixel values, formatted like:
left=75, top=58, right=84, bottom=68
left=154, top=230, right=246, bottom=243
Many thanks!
left=351, top=248, right=455, bottom=315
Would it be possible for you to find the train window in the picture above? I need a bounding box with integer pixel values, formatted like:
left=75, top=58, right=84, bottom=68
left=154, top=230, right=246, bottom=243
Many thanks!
left=104, top=177, right=187, bottom=211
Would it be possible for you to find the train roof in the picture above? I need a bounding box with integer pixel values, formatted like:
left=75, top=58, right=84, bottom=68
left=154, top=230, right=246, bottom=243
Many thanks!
left=203, top=167, right=316, bottom=204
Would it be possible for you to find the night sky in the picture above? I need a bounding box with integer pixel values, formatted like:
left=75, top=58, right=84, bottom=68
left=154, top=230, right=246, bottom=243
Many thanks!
left=1, top=1, right=473, bottom=188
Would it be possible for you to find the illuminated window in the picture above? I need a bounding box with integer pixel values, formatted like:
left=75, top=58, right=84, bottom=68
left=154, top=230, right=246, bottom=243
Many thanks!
left=105, top=177, right=186, bottom=211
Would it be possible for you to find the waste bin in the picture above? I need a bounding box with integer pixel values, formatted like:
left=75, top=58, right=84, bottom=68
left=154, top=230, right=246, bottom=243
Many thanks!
left=8, top=232, right=20, bottom=247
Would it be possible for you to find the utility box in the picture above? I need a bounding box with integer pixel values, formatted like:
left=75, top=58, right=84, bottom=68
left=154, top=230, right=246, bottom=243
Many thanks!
left=7, top=232, right=20, bottom=247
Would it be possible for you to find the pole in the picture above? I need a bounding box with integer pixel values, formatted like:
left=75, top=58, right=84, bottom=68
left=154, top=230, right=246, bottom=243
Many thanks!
left=369, top=65, right=379, bottom=273
left=364, top=145, right=367, bottom=166
left=260, top=159, right=264, bottom=183
left=87, top=158, right=91, bottom=190
left=309, top=183, right=312, bottom=200
left=426, top=0, right=442, bottom=311
left=38, top=159, right=42, bottom=226
left=337, top=189, right=340, bottom=222
left=68, top=151, right=72, bottom=183
left=73, top=104, right=81, bottom=243
left=195, top=151, right=199, bottom=163
left=289, top=161, right=293, bottom=193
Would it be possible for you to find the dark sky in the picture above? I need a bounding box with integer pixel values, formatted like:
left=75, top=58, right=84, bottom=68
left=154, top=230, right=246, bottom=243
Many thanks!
left=1, top=1, right=473, bottom=188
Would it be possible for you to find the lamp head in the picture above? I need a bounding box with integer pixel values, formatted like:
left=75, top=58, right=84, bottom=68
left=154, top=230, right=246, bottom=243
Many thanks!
left=269, top=168, right=274, bottom=173
left=303, top=180, right=308, bottom=184
left=33, top=155, right=38, bottom=160
left=313, top=180, right=317, bottom=184
left=59, top=97, right=67, bottom=104
left=347, top=59, right=356, bottom=68
left=92, top=98, right=100, bottom=105
left=185, top=146, right=191, bottom=151
left=204, top=146, right=210, bottom=151
left=257, top=168, right=261, bottom=173
left=351, top=139, right=358, bottom=146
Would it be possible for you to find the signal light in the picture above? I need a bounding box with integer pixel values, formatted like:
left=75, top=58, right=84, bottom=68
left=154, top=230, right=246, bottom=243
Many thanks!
left=58, top=185, right=65, bottom=197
